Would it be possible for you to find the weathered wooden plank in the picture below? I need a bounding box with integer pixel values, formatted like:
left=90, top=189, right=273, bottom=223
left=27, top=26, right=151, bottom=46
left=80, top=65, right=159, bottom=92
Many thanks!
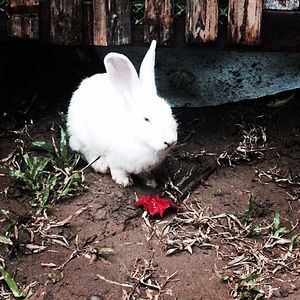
left=144, top=0, right=173, bottom=46
left=93, top=0, right=107, bottom=45
left=8, top=0, right=38, bottom=8
left=6, top=0, right=39, bottom=39
left=50, top=0, right=82, bottom=45
left=228, top=0, right=263, bottom=45
left=93, top=0, right=131, bottom=46
left=7, top=14, right=38, bottom=38
left=263, top=0, right=299, bottom=10
left=82, top=0, right=93, bottom=45
left=185, top=0, right=218, bottom=44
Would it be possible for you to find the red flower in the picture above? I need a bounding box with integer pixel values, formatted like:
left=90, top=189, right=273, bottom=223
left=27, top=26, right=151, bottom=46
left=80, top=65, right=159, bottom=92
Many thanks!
left=136, top=195, right=181, bottom=217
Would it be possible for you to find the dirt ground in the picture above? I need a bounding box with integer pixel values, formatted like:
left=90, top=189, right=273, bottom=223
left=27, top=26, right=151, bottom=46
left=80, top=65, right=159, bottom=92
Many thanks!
left=0, top=41, right=300, bottom=300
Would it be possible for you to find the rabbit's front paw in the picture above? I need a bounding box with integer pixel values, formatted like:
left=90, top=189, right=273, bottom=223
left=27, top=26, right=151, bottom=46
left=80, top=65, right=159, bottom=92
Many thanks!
left=111, top=169, right=133, bottom=187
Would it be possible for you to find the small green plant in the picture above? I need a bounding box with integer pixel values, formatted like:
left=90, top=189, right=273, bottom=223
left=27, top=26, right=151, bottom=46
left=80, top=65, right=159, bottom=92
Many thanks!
left=32, top=126, right=74, bottom=165
left=10, top=154, right=51, bottom=192
left=289, top=234, right=298, bottom=251
left=1, top=210, right=34, bottom=248
left=0, top=235, right=13, bottom=246
left=221, top=273, right=264, bottom=299
left=242, top=193, right=254, bottom=222
left=34, top=174, right=58, bottom=213
left=57, top=170, right=82, bottom=200
left=169, top=69, right=195, bottom=90
left=1, top=210, right=18, bottom=235
left=10, top=125, right=83, bottom=214
left=237, top=274, right=265, bottom=300
left=0, top=266, right=24, bottom=298
left=0, top=262, right=36, bottom=298
left=273, top=212, right=288, bottom=238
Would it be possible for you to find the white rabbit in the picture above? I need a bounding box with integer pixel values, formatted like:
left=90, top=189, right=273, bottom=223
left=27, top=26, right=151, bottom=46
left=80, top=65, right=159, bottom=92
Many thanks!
left=67, top=41, right=177, bottom=187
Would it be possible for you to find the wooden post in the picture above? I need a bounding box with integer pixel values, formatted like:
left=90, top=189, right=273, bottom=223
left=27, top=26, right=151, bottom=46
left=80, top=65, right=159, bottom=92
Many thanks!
left=93, top=0, right=107, bottom=45
left=82, top=0, right=93, bottom=45
left=144, top=0, right=173, bottom=46
left=6, top=0, right=39, bottom=39
left=228, top=0, right=262, bottom=45
left=185, top=0, right=218, bottom=44
left=49, top=0, right=82, bottom=45
left=8, top=0, right=38, bottom=8
left=264, top=0, right=299, bottom=10
left=93, top=0, right=131, bottom=46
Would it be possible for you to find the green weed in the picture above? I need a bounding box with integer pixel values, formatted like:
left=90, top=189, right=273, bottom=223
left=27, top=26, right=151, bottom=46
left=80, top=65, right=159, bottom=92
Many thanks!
left=289, top=234, right=298, bottom=251
left=242, top=193, right=254, bottom=222
left=273, top=212, right=288, bottom=237
left=0, top=263, right=36, bottom=298
left=10, top=154, right=51, bottom=192
left=1, top=210, right=18, bottom=234
left=10, top=125, right=83, bottom=214
left=237, top=274, right=265, bottom=300
left=32, top=126, right=78, bottom=165
left=0, top=236, right=13, bottom=246
left=0, top=266, right=24, bottom=298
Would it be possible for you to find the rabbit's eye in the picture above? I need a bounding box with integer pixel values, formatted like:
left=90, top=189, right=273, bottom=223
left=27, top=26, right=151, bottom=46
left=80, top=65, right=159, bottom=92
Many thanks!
left=144, top=117, right=151, bottom=123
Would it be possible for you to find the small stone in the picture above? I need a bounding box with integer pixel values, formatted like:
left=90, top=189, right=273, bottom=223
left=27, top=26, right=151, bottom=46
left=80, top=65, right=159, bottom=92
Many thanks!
left=94, top=208, right=107, bottom=221
left=113, top=191, right=123, bottom=199
left=272, top=288, right=289, bottom=298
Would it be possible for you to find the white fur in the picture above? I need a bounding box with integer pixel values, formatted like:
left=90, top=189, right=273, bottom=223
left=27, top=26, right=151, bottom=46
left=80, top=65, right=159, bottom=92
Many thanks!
left=67, top=40, right=178, bottom=187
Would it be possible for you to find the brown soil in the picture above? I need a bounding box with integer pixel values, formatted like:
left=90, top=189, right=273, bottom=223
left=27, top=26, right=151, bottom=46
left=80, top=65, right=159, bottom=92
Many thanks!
left=0, top=41, right=299, bottom=300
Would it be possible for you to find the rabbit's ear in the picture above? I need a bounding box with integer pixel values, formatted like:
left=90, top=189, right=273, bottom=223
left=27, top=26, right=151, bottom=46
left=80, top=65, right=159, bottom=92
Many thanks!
left=139, top=40, right=157, bottom=95
left=104, top=53, right=141, bottom=102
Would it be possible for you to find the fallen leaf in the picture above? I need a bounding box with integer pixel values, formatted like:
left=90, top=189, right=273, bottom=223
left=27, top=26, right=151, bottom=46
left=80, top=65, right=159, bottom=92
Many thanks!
left=136, top=195, right=181, bottom=217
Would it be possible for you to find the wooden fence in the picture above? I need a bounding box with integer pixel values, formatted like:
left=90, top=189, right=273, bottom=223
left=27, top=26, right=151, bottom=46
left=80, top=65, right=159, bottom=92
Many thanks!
left=2, top=0, right=300, bottom=47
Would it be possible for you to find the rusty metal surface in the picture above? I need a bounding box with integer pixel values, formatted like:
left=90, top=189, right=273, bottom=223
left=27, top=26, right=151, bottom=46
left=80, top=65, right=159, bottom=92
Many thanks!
left=95, top=46, right=300, bottom=107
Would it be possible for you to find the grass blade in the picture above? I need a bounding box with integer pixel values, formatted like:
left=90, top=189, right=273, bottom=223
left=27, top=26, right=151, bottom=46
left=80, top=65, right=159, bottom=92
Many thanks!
left=59, top=127, right=68, bottom=162
left=273, top=212, right=281, bottom=231
left=31, top=156, right=51, bottom=180
left=0, top=267, right=23, bottom=297
left=32, top=140, right=54, bottom=154
left=0, top=235, right=13, bottom=245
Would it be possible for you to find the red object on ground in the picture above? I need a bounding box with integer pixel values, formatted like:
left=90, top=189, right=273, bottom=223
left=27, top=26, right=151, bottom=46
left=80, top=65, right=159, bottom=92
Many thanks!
left=136, top=195, right=181, bottom=217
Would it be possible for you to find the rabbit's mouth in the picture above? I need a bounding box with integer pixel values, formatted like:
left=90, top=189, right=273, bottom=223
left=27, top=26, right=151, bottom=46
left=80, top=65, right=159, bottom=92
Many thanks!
left=157, top=143, right=175, bottom=157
